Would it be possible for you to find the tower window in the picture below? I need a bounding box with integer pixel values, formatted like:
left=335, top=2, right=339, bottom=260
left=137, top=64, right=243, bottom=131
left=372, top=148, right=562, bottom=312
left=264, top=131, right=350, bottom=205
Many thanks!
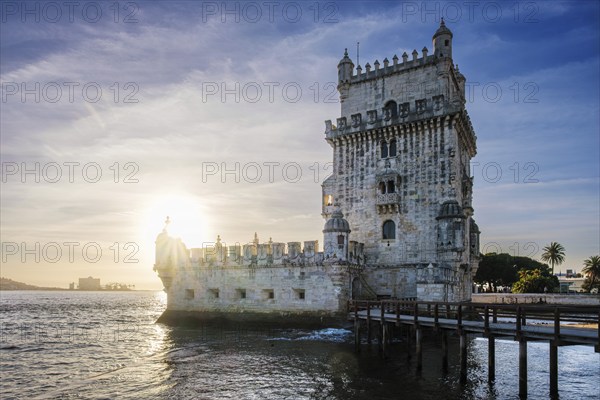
left=379, top=182, right=386, bottom=194
left=294, top=289, right=306, bottom=300
left=445, top=40, right=449, bottom=46
left=384, top=101, right=398, bottom=120
left=382, top=220, right=396, bottom=240
left=324, top=194, right=333, bottom=206
left=381, top=141, right=388, bottom=158
left=387, top=181, right=395, bottom=193
left=389, top=139, right=397, bottom=157
left=337, top=234, right=345, bottom=245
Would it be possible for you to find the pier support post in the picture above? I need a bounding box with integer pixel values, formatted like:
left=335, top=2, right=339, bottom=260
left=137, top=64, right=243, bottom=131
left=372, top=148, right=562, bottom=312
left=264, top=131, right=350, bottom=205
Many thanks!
left=354, top=318, right=361, bottom=352
left=441, top=331, right=448, bottom=372
left=366, top=304, right=372, bottom=345
left=519, top=339, right=527, bottom=399
left=376, top=321, right=385, bottom=355
left=549, top=341, right=558, bottom=398
left=382, top=323, right=388, bottom=358
left=460, top=333, right=468, bottom=385
left=415, top=326, right=422, bottom=371
left=488, top=335, right=495, bottom=383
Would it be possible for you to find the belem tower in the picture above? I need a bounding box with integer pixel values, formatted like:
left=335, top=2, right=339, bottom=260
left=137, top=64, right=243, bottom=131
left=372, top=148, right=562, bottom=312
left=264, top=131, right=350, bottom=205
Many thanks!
left=154, top=21, right=480, bottom=323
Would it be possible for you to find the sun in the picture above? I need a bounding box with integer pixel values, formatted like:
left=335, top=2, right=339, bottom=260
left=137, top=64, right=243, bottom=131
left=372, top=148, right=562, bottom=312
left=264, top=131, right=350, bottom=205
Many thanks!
left=142, top=194, right=210, bottom=248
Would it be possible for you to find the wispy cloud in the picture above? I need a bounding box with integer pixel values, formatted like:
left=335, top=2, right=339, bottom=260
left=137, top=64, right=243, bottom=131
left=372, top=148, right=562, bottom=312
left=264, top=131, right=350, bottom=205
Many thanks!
left=1, top=1, right=598, bottom=288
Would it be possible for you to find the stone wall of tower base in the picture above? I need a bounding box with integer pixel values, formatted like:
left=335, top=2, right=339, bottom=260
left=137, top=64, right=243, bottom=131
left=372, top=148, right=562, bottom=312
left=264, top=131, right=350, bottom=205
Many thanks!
left=362, top=266, right=417, bottom=299
left=361, top=265, right=472, bottom=302
left=156, top=309, right=349, bottom=328
left=165, top=264, right=352, bottom=316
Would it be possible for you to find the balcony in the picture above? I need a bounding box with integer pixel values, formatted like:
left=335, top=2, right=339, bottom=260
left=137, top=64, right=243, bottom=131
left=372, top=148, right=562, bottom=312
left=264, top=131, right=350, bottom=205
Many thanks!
left=376, top=193, right=400, bottom=214
left=376, top=192, right=400, bottom=205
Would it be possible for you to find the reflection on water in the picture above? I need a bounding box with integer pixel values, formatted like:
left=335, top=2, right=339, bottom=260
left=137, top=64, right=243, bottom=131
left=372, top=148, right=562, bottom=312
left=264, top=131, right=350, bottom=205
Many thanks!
left=1, top=291, right=598, bottom=399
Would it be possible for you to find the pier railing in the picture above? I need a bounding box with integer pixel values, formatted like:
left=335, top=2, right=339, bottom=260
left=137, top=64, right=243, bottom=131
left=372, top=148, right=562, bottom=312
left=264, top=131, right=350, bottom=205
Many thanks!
left=347, top=299, right=600, bottom=347
left=347, top=299, right=599, bottom=398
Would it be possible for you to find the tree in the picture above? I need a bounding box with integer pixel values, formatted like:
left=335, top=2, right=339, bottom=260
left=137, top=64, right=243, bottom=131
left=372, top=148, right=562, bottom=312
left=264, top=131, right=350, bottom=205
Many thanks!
left=474, top=253, right=514, bottom=292
left=512, top=269, right=559, bottom=294
left=474, top=253, right=551, bottom=292
left=581, top=255, right=600, bottom=293
left=540, top=242, right=565, bottom=275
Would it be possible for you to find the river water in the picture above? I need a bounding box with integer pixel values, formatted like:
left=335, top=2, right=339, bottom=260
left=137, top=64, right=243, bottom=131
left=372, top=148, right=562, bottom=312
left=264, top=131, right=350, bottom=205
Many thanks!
left=0, top=291, right=598, bottom=399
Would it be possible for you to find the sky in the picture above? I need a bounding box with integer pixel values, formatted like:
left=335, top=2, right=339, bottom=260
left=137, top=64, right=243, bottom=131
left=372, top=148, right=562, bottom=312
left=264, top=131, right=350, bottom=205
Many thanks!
left=1, top=0, right=599, bottom=289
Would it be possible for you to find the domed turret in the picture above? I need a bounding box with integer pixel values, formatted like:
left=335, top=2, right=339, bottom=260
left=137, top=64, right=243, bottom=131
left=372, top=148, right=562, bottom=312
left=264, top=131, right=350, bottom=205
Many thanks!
left=323, top=209, right=351, bottom=233
left=337, top=49, right=354, bottom=102
left=323, top=209, right=351, bottom=261
left=436, top=201, right=466, bottom=251
left=433, top=18, right=453, bottom=59
left=436, top=200, right=465, bottom=219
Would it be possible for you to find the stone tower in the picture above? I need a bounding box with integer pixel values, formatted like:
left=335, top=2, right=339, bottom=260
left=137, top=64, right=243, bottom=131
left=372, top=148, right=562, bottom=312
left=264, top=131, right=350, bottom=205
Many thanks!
left=322, top=21, right=480, bottom=302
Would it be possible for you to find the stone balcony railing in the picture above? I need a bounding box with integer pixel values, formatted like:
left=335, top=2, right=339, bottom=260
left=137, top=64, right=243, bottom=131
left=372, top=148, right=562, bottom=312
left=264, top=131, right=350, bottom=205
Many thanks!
left=376, top=193, right=400, bottom=205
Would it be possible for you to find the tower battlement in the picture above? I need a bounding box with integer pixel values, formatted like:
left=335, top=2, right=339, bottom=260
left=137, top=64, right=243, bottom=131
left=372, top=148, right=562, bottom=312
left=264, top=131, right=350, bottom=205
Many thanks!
left=349, top=48, right=435, bottom=83
left=336, top=19, right=465, bottom=129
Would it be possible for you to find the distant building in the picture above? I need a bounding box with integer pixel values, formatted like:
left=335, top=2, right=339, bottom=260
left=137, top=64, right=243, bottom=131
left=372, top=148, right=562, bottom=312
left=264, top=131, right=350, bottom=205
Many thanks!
left=566, top=269, right=574, bottom=278
left=78, top=276, right=101, bottom=291
left=558, top=276, right=586, bottom=293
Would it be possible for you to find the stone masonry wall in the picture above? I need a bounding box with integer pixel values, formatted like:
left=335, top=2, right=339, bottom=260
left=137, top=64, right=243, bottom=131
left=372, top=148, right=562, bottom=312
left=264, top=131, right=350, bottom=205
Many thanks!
left=166, top=263, right=351, bottom=315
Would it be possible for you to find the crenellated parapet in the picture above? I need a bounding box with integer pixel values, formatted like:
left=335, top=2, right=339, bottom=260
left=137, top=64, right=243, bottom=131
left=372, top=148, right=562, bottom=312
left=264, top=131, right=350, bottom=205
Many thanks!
left=157, top=233, right=367, bottom=271
left=352, top=49, right=437, bottom=84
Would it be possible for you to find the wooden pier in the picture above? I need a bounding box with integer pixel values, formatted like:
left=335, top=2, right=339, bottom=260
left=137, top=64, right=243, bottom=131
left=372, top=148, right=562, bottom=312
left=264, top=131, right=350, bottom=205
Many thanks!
left=348, top=300, right=600, bottom=399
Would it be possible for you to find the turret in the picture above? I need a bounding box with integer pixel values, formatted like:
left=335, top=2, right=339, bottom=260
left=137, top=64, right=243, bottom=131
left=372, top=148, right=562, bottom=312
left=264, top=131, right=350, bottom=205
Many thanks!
left=337, top=48, right=354, bottom=102
left=436, top=200, right=466, bottom=252
left=323, top=209, right=351, bottom=261
left=455, top=64, right=466, bottom=101
left=433, top=18, right=453, bottom=59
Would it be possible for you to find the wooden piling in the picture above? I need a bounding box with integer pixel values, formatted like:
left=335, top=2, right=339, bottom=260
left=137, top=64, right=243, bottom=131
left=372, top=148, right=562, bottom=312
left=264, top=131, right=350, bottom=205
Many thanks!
left=549, top=341, right=558, bottom=398
left=366, top=303, right=372, bottom=345
left=460, top=333, right=467, bottom=385
left=415, top=326, right=422, bottom=371
left=354, top=317, right=361, bottom=352
left=519, top=339, right=527, bottom=399
left=382, top=323, right=388, bottom=358
left=488, top=335, right=495, bottom=383
left=441, top=330, right=448, bottom=372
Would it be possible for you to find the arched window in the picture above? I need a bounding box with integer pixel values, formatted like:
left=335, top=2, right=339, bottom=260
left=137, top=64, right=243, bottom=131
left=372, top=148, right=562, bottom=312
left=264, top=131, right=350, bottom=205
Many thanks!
left=389, top=139, right=397, bottom=157
left=382, top=220, right=396, bottom=240
left=384, top=101, right=398, bottom=119
left=387, top=181, right=395, bottom=193
left=379, top=182, right=386, bottom=194
left=381, top=140, right=388, bottom=158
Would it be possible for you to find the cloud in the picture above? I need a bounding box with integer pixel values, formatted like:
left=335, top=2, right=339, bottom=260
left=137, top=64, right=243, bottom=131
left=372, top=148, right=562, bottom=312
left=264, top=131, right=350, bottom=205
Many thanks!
left=1, top=1, right=598, bottom=288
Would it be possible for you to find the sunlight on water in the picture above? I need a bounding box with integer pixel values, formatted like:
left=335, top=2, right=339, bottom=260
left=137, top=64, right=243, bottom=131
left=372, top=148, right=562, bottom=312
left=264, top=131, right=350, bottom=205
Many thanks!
left=1, top=291, right=598, bottom=400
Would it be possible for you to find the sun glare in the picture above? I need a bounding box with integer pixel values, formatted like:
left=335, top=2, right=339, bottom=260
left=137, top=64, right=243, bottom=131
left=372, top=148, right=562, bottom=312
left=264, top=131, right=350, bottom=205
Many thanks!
left=142, top=194, right=210, bottom=248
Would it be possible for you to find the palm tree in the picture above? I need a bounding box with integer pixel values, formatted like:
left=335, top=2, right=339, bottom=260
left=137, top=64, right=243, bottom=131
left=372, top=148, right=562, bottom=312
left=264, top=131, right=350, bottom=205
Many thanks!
left=582, top=255, right=600, bottom=288
left=541, top=242, right=565, bottom=275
